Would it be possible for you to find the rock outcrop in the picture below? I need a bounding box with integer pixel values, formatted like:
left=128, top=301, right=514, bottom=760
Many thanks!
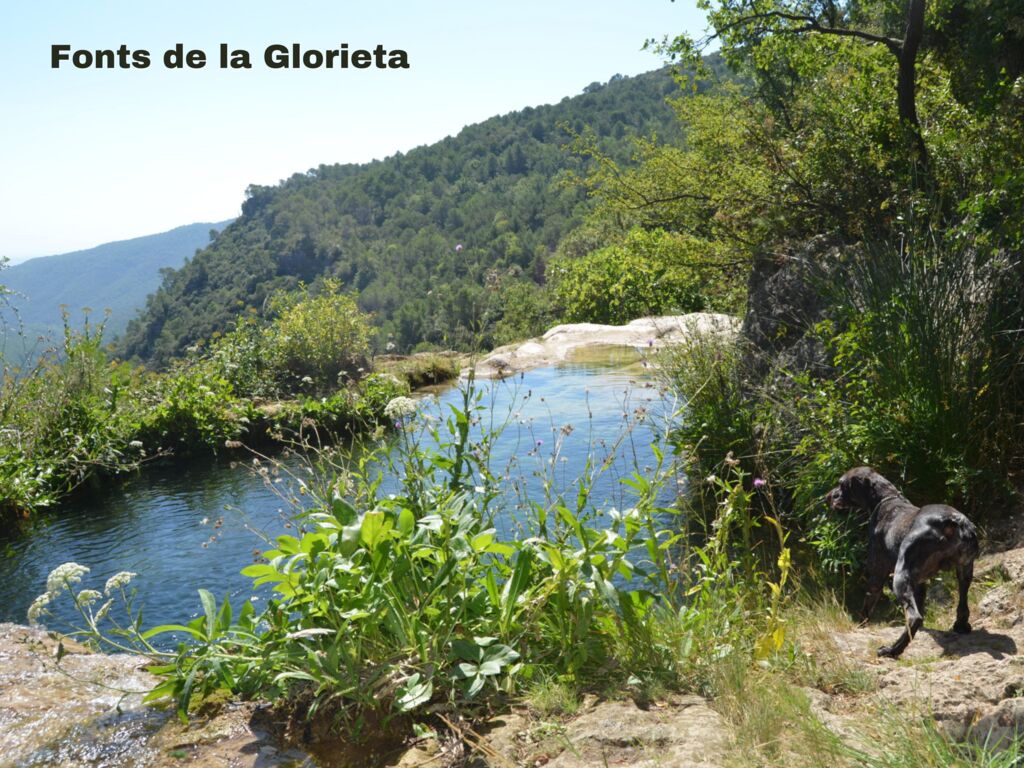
left=740, top=236, right=847, bottom=382
left=475, top=313, right=739, bottom=378
left=0, top=623, right=311, bottom=767
left=820, top=545, right=1024, bottom=751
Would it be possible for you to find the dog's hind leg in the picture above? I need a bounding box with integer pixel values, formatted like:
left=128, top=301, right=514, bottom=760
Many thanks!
left=878, top=564, right=923, bottom=658
left=914, top=583, right=927, bottom=622
left=953, top=561, right=973, bottom=634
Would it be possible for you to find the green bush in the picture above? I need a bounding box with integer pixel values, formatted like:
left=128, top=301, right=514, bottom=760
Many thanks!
left=778, top=233, right=1024, bottom=573
left=138, top=363, right=243, bottom=453
left=267, top=279, right=371, bottom=392
left=491, top=281, right=555, bottom=345
left=660, top=332, right=762, bottom=482
left=0, top=314, right=147, bottom=517
left=200, top=281, right=375, bottom=399
left=353, top=373, right=409, bottom=421
left=270, top=374, right=410, bottom=439
left=205, top=313, right=280, bottom=399
left=818, top=234, right=1023, bottom=502
left=549, top=228, right=708, bottom=325
left=663, top=230, right=1024, bottom=579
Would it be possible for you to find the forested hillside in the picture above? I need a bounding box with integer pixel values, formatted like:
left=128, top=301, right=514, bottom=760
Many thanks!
left=1, top=221, right=231, bottom=364
left=119, top=62, right=728, bottom=367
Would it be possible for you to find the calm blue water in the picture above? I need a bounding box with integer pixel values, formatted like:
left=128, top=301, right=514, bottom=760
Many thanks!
left=0, top=353, right=672, bottom=632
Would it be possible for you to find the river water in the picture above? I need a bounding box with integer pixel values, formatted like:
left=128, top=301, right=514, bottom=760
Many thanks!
left=0, top=349, right=672, bottom=632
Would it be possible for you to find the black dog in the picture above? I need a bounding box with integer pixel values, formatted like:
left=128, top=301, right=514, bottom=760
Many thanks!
left=829, top=467, right=979, bottom=658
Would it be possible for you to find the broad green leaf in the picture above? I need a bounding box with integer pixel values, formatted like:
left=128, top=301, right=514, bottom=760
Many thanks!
left=451, top=639, right=482, bottom=662
left=478, top=660, right=502, bottom=676
left=397, top=508, right=415, bottom=536
left=467, top=674, right=485, bottom=698
left=360, top=510, right=393, bottom=550
left=198, top=589, right=217, bottom=639
left=396, top=673, right=433, bottom=712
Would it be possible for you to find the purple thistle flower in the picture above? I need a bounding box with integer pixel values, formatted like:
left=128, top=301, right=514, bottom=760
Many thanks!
left=753, top=477, right=766, bottom=489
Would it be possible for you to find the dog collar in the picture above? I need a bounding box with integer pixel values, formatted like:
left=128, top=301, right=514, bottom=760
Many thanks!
left=872, top=494, right=904, bottom=515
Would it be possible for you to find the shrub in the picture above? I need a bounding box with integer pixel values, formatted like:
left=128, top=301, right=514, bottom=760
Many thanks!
left=664, top=228, right=1024, bottom=580
left=0, top=314, right=147, bottom=517
left=353, top=373, right=409, bottom=421
left=138, top=363, right=243, bottom=453
left=492, top=282, right=555, bottom=345
left=549, top=228, right=709, bottom=325
left=205, top=314, right=280, bottom=399
left=267, top=279, right=371, bottom=391
left=659, top=331, right=763, bottom=483
left=815, top=233, right=1024, bottom=504
left=270, top=374, right=410, bottom=439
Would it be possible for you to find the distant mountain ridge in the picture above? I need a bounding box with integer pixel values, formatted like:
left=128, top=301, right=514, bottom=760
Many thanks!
left=117, top=63, right=731, bottom=367
left=1, top=220, right=234, bottom=362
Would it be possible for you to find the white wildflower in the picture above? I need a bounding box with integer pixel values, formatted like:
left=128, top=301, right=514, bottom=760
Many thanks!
left=27, top=593, right=51, bottom=625
left=46, top=562, right=89, bottom=595
left=129, top=440, right=144, bottom=449
left=383, top=396, right=417, bottom=420
left=104, top=571, right=137, bottom=595
left=94, top=599, right=114, bottom=622
left=705, top=474, right=718, bottom=485
left=77, top=589, right=102, bottom=606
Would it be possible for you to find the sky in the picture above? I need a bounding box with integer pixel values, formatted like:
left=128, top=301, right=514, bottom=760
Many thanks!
left=0, top=1, right=710, bottom=262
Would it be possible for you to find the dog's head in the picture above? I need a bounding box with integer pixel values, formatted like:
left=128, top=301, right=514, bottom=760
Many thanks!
left=828, top=466, right=881, bottom=511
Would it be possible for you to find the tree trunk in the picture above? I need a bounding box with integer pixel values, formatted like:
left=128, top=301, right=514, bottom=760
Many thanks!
left=898, top=0, right=929, bottom=167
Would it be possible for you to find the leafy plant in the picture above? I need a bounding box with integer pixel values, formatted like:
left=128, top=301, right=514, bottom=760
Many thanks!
left=138, top=362, right=242, bottom=453
left=550, top=227, right=710, bottom=325
left=266, top=278, right=372, bottom=392
left=30, top=379, right=790, bottom=736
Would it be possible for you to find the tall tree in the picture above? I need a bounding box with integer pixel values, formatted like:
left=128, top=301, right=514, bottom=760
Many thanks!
left=673, top=1, right=932, bottom=168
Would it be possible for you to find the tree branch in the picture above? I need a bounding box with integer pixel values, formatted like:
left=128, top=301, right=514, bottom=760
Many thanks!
left=707, top=10, right=902, bottom=54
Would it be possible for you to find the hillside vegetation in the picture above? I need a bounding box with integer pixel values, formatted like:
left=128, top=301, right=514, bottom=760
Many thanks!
left=117, top=62, right=736, bottom=367
left=1, top=221, right=232, bottom=365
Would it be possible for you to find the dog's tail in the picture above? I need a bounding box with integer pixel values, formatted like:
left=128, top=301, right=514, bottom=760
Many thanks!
left=945, top=511, right=979, bottom=564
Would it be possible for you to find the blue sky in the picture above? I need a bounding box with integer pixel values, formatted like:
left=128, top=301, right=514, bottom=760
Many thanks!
left=0, top=1, right=709, bottom=261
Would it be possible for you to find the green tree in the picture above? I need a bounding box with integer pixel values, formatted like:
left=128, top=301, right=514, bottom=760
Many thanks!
left=673, top=0, right=931, bottom=164
left=549, top=228, right=726, bottom=324
left=669, top=0, right=1023, bottom=183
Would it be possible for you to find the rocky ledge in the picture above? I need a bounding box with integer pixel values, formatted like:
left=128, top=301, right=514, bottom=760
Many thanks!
left=474, top=313, right=739, bottom=378
left=0, top=623, right=311, bottom=767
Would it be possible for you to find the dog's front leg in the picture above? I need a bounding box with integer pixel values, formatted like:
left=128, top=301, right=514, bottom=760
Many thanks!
left=859, top=544, right=889, bottom=627
left=953, top=561, right=973, bottom=634
left=859, top=575, right=886, bottom=627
